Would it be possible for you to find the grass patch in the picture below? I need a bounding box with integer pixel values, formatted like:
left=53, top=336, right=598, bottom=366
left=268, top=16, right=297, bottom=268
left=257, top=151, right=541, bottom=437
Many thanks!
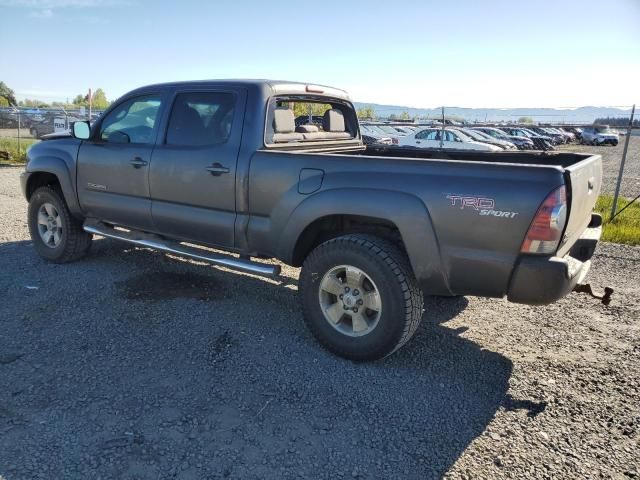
left=0, top=137, right=39, bottom=164
left=595, top=195, right=640, bottom=246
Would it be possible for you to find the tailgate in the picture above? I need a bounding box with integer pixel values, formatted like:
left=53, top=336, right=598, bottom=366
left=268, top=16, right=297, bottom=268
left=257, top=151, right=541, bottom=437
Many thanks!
left=558, top=153, right=602, bottom=256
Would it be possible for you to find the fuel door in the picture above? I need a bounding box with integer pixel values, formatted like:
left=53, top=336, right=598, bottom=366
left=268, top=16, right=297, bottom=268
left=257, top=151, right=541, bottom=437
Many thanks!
left=298, top=168, right=325, bottom=195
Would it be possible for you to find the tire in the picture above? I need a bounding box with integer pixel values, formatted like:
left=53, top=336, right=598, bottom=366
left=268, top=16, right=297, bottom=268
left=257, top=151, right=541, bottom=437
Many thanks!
left=299, top=234, right=424, bottom=361
left=28, top=185, right=92, bottom=263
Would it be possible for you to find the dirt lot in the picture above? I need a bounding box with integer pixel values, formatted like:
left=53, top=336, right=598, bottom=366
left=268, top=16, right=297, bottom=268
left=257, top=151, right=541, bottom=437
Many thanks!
left=558, top=135, right=640, bottom=199
left=0, top=167, right=638, bottom=480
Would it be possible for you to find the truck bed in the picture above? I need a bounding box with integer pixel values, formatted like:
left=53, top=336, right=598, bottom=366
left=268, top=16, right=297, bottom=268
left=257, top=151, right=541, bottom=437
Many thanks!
left=353, top=145, right=596, bottom=168
left=248, top=145, right=601, bottom=299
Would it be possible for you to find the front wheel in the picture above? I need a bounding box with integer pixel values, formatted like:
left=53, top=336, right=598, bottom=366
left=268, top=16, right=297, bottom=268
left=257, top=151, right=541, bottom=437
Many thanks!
left=299, top=234, right=424, bottom=361
left=28, top=186, right=92, bottom=263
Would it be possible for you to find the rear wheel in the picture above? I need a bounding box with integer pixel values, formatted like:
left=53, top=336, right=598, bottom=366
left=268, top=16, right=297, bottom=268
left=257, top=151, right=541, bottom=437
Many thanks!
left=299, top=234, right=424, bottom=361
left=28, top=186, right=92, bottom=263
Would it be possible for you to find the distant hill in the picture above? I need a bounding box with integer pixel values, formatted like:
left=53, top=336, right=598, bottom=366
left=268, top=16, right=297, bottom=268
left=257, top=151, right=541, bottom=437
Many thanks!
left=352, top=102, right=634, bottom=124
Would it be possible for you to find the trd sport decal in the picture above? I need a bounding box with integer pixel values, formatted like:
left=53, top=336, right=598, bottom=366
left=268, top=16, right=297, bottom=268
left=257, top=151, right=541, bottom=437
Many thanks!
left=446, top=194, right=519, bottom=219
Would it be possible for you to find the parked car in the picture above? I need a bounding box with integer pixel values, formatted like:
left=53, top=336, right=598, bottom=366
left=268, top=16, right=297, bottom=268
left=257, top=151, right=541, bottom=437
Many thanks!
left=500, top=127, right=555, bottom=150
left=377, top=124, right=410, bottom=137
left=359, top=125, right=393, bottom=145
left=550, top=127, right=575, bottom=143
left=542, top=127, right=574, bottom=143
left=529, top=127, right=565, bottom=145
left=398, top=127, right=502, bottom=151
left=0, top=110, right=20, bottom=128
left=580, top=126, right=619, bottom=146
left=565, top=127, right=583, bottom=141
left=28, top=113, right=84, bottom=139
left=454, top=127, right=517, bottom=150
left=392, top=125, right=417, bottom=135
left=21, top=79, right=603, bottom=361
left=472, top=127, right=535, bottom=150
left=555, top=128, right=576, bottom=143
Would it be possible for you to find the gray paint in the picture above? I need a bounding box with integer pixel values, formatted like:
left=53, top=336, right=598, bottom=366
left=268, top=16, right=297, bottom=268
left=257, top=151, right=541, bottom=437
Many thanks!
left=21, top=79, right=603, bottom=304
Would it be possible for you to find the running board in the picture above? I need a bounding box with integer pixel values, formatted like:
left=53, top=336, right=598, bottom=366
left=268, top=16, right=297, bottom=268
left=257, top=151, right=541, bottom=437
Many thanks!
left=83, top=221, right=280, bottom=277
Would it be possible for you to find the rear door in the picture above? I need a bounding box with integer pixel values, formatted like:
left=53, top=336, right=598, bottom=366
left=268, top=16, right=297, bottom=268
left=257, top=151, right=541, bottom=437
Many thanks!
left=77, top=93, right=165, bottom=230
left=149, top=89, right=246, bottom=248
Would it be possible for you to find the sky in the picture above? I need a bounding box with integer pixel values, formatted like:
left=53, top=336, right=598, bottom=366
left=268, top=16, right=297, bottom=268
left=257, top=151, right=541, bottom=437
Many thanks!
left=1, top=0, right=639, bottom=109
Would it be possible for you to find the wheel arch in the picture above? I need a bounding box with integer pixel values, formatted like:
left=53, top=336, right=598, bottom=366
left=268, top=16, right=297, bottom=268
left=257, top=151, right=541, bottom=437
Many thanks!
left=277, top=188, right=451, bottom=295
left=23, top=156, right=82, bottom=218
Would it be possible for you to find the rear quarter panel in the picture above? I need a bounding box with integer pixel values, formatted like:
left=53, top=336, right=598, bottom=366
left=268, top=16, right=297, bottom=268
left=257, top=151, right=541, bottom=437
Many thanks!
left=247, top=151, right=566, bottom=297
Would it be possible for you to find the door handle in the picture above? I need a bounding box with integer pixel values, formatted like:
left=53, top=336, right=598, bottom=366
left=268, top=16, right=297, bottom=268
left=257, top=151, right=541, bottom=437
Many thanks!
left=416, top=140, right=421, bottom=144
left=130, top=157, right=148, bottom=168
left=206, top=163, right=230, bottom=176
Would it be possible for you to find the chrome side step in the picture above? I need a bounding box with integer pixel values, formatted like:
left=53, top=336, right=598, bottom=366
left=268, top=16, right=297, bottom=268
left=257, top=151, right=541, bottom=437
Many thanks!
left=83, top=221, right=280, bottom=277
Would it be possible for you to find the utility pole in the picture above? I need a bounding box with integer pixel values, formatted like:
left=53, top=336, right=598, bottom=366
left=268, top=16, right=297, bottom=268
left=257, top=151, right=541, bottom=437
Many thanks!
left=440, top=106, right=445, bottom=149
left=17, top=107, right=21, bottom=159
left=88, top=88, right=92, bottom=120
left=611, top=104, right=636, bottom=220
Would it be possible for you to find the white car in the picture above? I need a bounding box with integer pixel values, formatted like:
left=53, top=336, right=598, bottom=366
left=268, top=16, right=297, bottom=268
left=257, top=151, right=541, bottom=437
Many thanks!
left=376, top=124, right=411, bottom=137
left=397, top=127, right=503, bottom=151
left=392, top=125, right=418, bottom=135
left=580, top=126, right=619, bottom=146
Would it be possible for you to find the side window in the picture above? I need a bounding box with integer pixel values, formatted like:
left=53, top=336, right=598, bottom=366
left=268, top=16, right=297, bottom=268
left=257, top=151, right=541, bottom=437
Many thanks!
left=100, top=95, right=162, bottom=144
left=445, top=131, right=457, bottom=142
left=415, top=130, right=429, bottom=140
left=166, top=92, right=235, bottom=146
left=425, top=130, right=439, bottom=141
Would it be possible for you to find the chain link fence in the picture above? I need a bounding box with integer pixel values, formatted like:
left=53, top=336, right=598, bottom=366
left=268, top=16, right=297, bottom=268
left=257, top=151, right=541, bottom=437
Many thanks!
left=358, top=104, right=639, bottom=227
left=0, top=106, right=102, bottom=163
left=1, top=98, right=637, bottom=239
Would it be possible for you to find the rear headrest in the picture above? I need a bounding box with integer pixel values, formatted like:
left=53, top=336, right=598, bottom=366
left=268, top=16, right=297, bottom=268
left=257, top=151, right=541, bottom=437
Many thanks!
left=273, top=108, right=295, bottom=134
left=296, top=124, right=319, bottom=133
left=323, top=109, right=346, bottom=132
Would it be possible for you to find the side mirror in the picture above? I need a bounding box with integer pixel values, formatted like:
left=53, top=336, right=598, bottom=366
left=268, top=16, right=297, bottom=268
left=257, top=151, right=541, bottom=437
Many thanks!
left=72, top=121, right=91, bottom=140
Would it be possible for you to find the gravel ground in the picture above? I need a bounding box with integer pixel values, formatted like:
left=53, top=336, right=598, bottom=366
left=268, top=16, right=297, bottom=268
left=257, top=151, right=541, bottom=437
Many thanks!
left=0, top=167, right=638, bottom=480
left=558, top=135, right=640, bottom=199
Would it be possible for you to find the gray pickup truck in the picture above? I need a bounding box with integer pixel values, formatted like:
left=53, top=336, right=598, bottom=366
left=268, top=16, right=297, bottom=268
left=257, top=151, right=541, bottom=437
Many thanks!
left=21, top=80, right=603, bottom=361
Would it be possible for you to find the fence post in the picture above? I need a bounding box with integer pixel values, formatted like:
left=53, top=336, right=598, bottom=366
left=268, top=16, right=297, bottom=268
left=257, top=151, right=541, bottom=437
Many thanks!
left=610, top=104, right=636, bottom=220
left=17, top=109, right=21, bottom=160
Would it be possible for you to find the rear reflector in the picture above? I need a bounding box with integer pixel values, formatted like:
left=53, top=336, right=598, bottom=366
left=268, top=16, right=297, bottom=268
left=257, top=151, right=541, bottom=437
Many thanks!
left=521, top=186, right=567, bottom=254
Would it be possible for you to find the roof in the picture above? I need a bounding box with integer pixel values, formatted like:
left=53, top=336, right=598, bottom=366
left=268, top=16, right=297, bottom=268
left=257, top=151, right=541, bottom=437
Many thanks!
left=128, top=79, right=351, bottom=100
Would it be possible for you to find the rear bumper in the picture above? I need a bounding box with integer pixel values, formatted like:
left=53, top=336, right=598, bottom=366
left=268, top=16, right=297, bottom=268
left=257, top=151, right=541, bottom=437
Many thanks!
left=507, top=214, right=602, bottom=305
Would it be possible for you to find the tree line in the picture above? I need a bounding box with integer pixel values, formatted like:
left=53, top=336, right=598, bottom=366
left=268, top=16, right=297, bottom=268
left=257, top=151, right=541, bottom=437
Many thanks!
left=0, top=81, right=110, bottom=110
left=593, top=117, right=640, bottom=127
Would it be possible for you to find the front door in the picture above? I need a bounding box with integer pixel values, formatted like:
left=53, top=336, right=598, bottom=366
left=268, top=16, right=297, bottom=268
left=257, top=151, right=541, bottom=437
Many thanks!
left=149, top=89, right=246, bottom=248
left=77, top=94, right=164, bottom=230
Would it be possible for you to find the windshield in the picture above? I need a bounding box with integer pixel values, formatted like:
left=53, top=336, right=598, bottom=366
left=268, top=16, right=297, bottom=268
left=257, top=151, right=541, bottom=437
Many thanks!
left=520, top=128, right=538, bottom=137
left=481, top=128, right=508, bottom=139
left=366, top=125, right=387, bottom=135
left=378, top=125, right=400, bottom=134
left=596, top=127, right=614, bottom=134
left=459, top=129, right=485, bottom=141
left=451, top=129, right=473, bottom=142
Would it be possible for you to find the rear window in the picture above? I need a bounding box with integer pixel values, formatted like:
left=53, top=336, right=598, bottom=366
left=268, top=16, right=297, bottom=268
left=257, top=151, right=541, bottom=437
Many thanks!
left=266, top=96, right=358, bottom=145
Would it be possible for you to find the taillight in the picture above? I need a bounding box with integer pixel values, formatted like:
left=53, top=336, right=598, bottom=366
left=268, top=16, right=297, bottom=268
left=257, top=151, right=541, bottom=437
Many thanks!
left=392, top=137, right=399, bottom=144
left=521, top=186, right=567, bottom=254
